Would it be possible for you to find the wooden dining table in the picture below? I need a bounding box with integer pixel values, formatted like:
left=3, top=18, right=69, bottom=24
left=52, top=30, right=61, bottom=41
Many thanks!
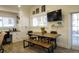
left=29, top=32, right=60, bottom=49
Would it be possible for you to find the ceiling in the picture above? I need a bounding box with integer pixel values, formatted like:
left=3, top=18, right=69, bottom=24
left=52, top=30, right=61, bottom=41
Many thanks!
left=0, top=5, right=33, bottom=13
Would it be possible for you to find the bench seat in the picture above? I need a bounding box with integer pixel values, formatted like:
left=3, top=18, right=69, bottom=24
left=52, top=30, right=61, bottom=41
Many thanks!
left=23, top=40, right=54, bottom=53
left=27, top=40, right=52, bottom=48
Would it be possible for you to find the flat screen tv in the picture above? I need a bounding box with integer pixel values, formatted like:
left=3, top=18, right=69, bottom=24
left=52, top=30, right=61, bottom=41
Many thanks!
left=47, top=9, right=62, bottom=22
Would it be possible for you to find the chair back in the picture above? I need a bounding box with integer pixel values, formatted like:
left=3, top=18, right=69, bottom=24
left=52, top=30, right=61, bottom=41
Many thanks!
left=28, top=31, right=33, bottom=36
left=28, top=31, right=33, bottom=34
left=50, top=31, right=57, bottom=34
left=44, top=30, right=47, bottom=33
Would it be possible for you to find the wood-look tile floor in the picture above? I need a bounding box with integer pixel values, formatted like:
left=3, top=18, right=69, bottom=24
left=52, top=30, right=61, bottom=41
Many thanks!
left=3, top=41, right=79, bottom=53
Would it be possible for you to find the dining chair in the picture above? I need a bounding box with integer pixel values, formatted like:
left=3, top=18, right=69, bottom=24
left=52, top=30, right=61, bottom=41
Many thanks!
left=28, top=31, right=37, bottom=40
left=50, top=31, right=57, bottom=34
left=50, top=31, right=58, bottom=48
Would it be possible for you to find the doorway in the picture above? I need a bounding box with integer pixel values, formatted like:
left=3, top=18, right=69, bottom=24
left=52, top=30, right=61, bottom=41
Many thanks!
left=71, top=12, right=79, bottom=50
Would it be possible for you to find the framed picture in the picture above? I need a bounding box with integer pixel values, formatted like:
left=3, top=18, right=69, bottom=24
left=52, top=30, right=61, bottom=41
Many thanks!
left=36, top=8, right=39, bottom=14
left=32, top=11, right=35, bottom=15
left=41, top=5, right=46, bottom=12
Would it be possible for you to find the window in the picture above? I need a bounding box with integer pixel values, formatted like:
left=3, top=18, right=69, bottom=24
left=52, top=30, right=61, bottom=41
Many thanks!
left=0, top=16, right=16, bottom=28
left=0, top=17, right=2, bottom=27
left=3, top=17, right=15, bottom=27
left=32, top=15, right=47, bottom=27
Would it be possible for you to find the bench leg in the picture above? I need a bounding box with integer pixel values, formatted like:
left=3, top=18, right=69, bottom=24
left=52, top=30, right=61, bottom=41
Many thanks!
left=47, top=47, right=54, bottom=53
left=23, top=40, right=30, bottom=48
left=54, top=39, right=57, bottom=49
left=30, top=43, right=35, bottom=47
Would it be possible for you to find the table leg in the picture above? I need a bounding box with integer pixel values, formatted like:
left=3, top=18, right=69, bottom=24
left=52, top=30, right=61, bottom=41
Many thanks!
left=54, top=38, right=57, bottom=49
left=23, top=40, right=30, bottom=48
left=49, top=38, right=57, bottom=49
left=0, top=45, right=4, bottom=53
left=47, top=47, right=54, bottom=53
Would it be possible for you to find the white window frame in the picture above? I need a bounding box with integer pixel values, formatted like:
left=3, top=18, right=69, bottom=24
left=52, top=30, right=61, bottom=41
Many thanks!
left=32, top=14, right=47, bottom=27
left=0, top=16, right=16, bottom=28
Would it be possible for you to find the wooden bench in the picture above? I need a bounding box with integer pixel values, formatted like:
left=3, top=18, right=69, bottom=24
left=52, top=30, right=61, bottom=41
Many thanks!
left=23, top=40, right=54, bottom=53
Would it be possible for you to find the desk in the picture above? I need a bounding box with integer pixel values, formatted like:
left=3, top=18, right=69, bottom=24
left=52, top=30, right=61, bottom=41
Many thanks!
left=29, top=32, right=60, bottom=48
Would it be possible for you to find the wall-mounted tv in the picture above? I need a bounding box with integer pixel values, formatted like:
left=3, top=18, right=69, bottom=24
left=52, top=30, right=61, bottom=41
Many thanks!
left=47, top=9, right=62, bottom=22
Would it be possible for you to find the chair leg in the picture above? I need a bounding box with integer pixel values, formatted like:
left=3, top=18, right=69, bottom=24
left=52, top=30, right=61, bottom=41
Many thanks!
left=47, top=46, right=54, bottom=53
left=0, top=46, right=4, bottom=53
left=1, top=49, right=4, bottom=53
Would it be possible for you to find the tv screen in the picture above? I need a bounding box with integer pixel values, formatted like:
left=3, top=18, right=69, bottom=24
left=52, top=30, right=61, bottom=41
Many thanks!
left=47, top=9, right=62, bottom=22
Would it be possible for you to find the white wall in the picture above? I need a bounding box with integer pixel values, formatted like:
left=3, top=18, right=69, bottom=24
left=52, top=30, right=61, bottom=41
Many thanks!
left=0, top=5, right=18, bottom=13
left=30, top=5, right=79, bottom=49
left=17, top=5, right=31, bottom=32
left=12, top=6, right=31, bottom=42
left=0, top=11, right=17, bottom=17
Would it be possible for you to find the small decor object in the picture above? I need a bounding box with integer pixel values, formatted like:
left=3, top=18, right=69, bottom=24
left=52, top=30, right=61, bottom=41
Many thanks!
left=41, top=5, right=46, bottom=12
left=17, top=16, right=20, bottom=19
left=51, top=24, right=55, bottom=27
left=32, top=11, right=35, bottom=15
left=57, top=22, right=62, bottom=26
left=36, top=8, right=39, bottom=14
left=57, top=22, right=62, bottom=25
left=41, top=27, right=45, bottom=35
left=17, top=16, right=20, bottom=24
